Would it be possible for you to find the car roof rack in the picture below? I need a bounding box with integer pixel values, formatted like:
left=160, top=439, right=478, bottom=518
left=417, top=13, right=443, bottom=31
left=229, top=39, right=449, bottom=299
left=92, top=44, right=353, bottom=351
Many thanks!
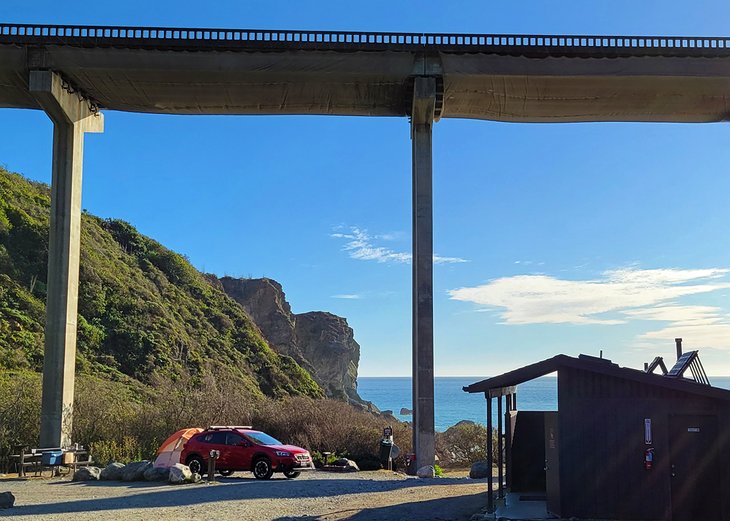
left=206, top=425, right=253, bottom=430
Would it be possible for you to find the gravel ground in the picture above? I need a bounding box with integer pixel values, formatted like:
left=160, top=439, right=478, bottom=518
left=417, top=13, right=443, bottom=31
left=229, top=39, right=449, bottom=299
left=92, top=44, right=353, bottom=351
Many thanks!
left=0, top=470, right=487, bottom=521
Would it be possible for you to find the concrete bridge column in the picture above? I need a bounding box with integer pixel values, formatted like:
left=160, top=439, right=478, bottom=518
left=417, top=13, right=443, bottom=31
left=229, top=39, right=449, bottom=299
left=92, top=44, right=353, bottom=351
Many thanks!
left=29, top=71, right=104, bottom=448
left=411, top=76, right=436, bottom=469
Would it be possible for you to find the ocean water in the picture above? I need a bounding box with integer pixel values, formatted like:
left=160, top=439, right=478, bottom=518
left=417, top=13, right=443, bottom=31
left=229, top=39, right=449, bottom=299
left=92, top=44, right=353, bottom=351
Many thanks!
left=358, top=376, right=730, bottom=432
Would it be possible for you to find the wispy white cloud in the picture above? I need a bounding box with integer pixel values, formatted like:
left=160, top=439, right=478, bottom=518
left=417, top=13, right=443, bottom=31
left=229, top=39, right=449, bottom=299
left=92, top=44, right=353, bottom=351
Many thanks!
left=514, top=260, right=545, bottom=266
left=434, top=255, right=469, bottom=265
left=448, top=267, right=730, bottom=329
left=331, top=294, right=363, bottom=300
left=331, top=227, right=468, bottom=265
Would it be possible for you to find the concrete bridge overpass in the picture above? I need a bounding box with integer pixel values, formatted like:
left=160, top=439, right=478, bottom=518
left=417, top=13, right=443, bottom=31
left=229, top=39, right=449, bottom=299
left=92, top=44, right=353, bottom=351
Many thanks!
left=2, top=23, right=730, bottom=469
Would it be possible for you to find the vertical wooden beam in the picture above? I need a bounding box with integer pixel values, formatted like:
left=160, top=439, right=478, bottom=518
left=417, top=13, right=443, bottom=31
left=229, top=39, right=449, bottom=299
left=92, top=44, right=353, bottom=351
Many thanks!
left=498, top=394, right=504, bottom=498
left=487, top=395, right=494, bottom=513
left=505, top=393, right=513, bottom=490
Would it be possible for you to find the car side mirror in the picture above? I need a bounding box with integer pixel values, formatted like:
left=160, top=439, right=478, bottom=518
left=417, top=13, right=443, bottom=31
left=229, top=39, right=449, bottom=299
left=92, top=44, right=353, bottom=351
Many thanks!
left=238, top=441, right=251, bottom=447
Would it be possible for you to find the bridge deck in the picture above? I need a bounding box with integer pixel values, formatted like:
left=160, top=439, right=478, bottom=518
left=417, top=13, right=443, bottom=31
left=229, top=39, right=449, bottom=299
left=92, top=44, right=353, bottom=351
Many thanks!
left=2, top=24, right=730, bottom=122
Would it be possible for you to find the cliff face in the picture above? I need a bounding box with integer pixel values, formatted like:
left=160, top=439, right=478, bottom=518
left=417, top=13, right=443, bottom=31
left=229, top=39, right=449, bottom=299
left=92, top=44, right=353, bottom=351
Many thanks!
left=220, top=277, right=363, bottom=404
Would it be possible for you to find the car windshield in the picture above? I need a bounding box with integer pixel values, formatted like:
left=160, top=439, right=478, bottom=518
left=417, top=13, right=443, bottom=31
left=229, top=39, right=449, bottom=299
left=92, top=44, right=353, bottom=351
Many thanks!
left=245, top=431, right=283, bottom=446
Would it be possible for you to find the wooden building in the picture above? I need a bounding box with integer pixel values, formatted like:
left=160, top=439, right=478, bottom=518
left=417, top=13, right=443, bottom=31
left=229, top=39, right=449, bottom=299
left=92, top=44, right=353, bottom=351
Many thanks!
left=464, top=352, right=730, bottom=521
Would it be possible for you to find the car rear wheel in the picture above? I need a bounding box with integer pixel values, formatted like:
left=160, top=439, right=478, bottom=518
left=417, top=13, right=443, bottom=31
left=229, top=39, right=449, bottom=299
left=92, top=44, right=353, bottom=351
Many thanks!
left=219, top=469, right=235, bottom=477
left=186, top=455, right=205, bottom=476
left=283, top=470, right=301, bottom=479
left=252, top=457, right=273, bottom=480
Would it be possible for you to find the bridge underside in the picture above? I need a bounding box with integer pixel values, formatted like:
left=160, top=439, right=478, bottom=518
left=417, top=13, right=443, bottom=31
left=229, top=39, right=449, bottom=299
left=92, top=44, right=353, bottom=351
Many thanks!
left=3, top=30, right=730, bottom=470
left=1, top=45, right=730, bottom=122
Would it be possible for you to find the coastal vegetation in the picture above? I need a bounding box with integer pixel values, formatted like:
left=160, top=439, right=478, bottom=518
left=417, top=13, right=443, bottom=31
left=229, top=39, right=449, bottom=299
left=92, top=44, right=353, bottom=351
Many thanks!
left=0, top=369, right=413, bottom=471
left=0, top=167, right=320, bottom=397
left=0, top=167, right=489, bottom=472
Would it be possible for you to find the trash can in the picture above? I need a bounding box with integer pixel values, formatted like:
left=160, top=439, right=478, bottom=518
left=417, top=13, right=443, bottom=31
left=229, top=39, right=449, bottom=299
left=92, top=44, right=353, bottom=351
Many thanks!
left=406, top=453, right=417, bottom=476
left=379, top=440, right=393, bottom=469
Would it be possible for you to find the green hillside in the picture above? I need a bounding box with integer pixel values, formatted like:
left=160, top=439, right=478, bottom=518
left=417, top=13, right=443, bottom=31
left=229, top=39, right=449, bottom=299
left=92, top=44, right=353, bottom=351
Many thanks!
left=0, top=167, right=322, bottom=398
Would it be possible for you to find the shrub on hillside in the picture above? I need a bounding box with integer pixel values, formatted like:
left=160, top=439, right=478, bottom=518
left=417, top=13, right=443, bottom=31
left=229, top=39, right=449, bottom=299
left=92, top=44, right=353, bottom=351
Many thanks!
left=0, top=372, right=41, bottom=472
left=435, top=421, right=498, bottom=467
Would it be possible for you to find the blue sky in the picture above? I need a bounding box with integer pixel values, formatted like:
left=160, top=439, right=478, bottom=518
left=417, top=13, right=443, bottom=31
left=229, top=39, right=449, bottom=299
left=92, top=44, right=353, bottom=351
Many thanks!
left=3, top=1, right=730, bottom=376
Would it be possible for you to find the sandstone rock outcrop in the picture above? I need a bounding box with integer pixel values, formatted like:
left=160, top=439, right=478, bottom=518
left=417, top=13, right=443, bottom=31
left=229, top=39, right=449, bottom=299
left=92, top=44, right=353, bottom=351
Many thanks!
left=219, top=277, right=364, bottom=404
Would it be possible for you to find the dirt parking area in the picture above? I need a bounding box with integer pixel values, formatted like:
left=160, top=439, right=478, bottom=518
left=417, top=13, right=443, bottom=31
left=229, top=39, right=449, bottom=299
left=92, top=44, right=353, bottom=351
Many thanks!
left=0, top=470, right=487, bottom=521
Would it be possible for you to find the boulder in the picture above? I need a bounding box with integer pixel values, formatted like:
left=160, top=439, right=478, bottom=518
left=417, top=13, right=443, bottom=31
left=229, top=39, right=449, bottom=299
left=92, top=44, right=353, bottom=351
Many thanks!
left=169, top=463, right=193, bottom=484
left=122, top=460, right=152, bottom=481
left=143, top=466, right=170, bottom=482
left=0, top=492, right=15, bottom=509
left=469, top=460, right=491, bottom=479
left=400, top=408, right=412, bottom=415
left=100, top=462, right=126, bottom=481
left=416, top=465, right=435, bottom=478
left=72, top=466, right=101, bottom=481
left=332, top=458, right=359, bottom=472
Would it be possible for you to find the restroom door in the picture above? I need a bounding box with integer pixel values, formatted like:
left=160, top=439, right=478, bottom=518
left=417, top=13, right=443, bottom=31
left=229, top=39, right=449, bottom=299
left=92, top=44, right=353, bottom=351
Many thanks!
left=544, top=411, right=561, bottom=517
left=669, top=414, right=720, bottom=521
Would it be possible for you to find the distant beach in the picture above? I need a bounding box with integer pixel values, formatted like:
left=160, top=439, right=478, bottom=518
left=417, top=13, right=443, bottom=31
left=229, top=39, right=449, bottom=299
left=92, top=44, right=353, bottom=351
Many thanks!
left=359, top=376, right=730, bottom=432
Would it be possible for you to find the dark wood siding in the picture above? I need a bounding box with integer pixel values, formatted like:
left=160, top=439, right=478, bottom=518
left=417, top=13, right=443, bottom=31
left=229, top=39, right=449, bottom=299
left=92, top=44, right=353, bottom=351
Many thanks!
left=557, top=367, right=730, bottom=521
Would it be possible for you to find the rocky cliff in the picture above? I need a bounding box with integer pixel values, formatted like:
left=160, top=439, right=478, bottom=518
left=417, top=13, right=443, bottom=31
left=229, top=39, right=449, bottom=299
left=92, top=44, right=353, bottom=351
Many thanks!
left=220, top=277, right=363, bottom=404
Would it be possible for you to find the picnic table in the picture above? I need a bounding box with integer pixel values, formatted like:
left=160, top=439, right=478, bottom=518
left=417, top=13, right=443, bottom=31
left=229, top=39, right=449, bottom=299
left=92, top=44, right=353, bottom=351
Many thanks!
left=10, top=446, right=92, bottom=477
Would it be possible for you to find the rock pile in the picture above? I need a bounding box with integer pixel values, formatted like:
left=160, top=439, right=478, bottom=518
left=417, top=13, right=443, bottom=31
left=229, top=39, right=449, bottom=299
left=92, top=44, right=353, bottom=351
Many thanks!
left=322, top=458, right=360, bottom=472
left=72, top=461, right=200, bottom=485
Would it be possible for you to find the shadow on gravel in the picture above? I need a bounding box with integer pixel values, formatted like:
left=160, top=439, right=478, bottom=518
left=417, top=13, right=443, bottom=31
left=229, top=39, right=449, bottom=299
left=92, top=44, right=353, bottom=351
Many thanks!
left=3, top=475, right=482, bottom=517
left=272, top=492, right=487, bottom=521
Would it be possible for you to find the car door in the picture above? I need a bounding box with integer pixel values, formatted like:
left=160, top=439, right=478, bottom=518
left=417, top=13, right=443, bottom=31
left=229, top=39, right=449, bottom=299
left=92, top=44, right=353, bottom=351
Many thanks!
left=226, top=432, right=253, bottom=470
left=200, top=431, right=229, bottom=469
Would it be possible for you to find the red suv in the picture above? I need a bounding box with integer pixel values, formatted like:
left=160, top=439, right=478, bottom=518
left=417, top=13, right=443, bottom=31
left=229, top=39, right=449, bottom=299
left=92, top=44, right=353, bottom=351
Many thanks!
left=180, top=426, right=314, bottom=479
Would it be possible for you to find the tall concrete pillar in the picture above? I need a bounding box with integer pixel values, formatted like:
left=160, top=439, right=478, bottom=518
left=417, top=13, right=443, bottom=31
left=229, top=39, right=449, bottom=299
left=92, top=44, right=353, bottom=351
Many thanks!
left=29, top=71, right=104, bottom=448
left=411, top=76, right=436, bottom=468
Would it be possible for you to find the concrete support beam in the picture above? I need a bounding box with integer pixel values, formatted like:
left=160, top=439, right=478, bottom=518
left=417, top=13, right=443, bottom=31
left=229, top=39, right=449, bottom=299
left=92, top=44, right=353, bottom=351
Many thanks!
left=29, top=70, right=103, bottom=448
left=411, top=76, right=436, bottom=469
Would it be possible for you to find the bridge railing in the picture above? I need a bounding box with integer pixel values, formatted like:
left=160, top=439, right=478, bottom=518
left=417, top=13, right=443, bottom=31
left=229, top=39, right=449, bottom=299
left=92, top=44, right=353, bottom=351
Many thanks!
left=2, top=23, right=730, bottom=55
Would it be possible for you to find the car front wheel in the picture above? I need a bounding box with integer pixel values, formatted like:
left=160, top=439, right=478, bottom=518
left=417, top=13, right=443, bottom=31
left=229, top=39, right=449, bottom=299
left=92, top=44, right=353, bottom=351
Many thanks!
left=283, top=470, right=301, bottom=479
left=252, top=457, right=273, bottom=480
left=186, top=455, right=205, bottom=476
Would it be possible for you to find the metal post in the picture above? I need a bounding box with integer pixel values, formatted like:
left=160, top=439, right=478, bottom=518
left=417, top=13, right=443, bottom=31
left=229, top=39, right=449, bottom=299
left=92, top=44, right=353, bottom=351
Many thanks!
left=498, top=395, right=504, bottom=499
left=29, top=71, right=103, bottom=448
left=411, top=76, right=436, bottom=470
left=505, top=393, right=513, bottom=490
left=487, top=395, right=494, bottom=513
